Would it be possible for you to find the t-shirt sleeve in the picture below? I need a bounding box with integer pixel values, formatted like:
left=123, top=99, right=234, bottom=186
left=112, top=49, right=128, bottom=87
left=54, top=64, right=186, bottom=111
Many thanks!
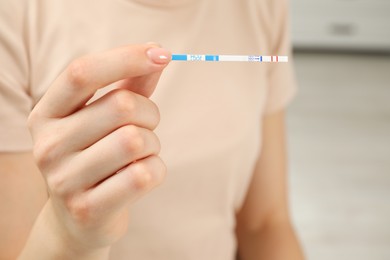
left=263, top=0, right=297, bottom=114
left=0, top=1, right=34, bottom=152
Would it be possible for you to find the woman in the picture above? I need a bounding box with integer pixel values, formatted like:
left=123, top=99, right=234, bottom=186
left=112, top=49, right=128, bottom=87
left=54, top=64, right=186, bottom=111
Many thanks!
left=0, top=0, right=304, bottom=259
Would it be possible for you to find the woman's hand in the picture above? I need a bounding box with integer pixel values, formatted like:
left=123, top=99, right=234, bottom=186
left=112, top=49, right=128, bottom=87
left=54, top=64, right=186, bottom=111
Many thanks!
left=23, top=44, right=171, bottom=258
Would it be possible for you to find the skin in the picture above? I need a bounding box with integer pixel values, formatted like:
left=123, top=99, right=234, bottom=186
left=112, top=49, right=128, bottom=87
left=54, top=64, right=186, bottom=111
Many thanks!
left=236, top=110, right=305, bottom=260
left=0, top=44, right=304, bottom=259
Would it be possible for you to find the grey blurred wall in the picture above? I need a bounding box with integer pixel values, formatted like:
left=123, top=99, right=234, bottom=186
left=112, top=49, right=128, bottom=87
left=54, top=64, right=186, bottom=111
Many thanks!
left=288, top=1, right=390, bottom=260
left=291, top=0, right=390, bottom=52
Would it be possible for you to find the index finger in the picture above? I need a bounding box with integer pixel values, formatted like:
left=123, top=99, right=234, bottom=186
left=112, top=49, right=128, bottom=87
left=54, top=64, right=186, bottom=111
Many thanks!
left=35, top=44, right=171, bottom=118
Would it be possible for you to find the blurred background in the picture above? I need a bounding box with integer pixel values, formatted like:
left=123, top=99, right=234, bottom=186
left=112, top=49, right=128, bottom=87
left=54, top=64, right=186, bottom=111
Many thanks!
left=288, top=1, right=390, bottom=259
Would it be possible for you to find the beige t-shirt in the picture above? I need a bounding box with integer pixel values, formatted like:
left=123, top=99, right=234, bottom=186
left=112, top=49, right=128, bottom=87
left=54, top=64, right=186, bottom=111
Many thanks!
left=0, top=0, right=296, bottom=259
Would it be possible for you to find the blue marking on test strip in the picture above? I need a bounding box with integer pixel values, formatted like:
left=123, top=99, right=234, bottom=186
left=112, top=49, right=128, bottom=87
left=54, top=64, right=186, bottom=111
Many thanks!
left=260, top=56, right=262, bottom=62
left=172, top=54, right=187, bottom=61
left=205, top=55, right=213, bottom=61
left=205, top=55, right=219, bottom=61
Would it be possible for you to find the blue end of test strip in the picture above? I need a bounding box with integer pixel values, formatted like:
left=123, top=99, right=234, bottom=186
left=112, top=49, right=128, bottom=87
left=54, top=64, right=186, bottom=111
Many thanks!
left=172, top=54, right=188, bottom=61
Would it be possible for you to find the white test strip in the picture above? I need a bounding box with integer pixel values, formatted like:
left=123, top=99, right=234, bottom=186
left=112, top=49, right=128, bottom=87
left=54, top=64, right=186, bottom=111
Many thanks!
left=171, top=54, right=288, bottom=62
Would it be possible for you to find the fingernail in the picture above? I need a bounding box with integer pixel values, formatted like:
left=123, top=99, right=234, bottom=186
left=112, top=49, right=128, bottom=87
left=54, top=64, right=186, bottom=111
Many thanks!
left=146, top=48, right=171, bottom=64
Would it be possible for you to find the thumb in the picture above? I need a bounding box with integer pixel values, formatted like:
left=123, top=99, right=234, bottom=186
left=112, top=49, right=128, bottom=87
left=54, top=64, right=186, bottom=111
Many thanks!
left=116, top=44, right=171, bottom=98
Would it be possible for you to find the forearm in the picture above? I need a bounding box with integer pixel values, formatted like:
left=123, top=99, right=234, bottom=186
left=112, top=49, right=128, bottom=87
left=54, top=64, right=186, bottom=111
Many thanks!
left=236, top=221, right=304, bottom=260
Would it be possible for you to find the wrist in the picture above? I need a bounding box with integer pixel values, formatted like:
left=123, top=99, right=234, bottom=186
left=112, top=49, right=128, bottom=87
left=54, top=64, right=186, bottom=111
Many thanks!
left=18, top=200, right=111, bottom=260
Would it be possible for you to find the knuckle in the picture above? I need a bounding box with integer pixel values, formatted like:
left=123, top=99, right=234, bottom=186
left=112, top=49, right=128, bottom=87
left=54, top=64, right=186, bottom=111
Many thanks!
left=151, top=132, right=161, bottom=155
left=159, top=161, right=167, bottom=180
left=46, top=173, right=68, bottom=196
left=131, top=157, right=166, bottom=191
left=130, top=164, right=152, bottom=191
left=66, top=58, right=90, bottom=88
left=66, top=197, right=92, bottom=224
left=119, top=126, right=145, bottom=155
left=27, top=109, right=47, bottom=134
left=153, top=157, right=167, bottom=186
left=33, top=138, right=58, bottom=169
left=27, top=110, right=38, bottom=131
left=149, top=101, right=161, bottom=129
left=112, top=90, right=137, bottom=116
